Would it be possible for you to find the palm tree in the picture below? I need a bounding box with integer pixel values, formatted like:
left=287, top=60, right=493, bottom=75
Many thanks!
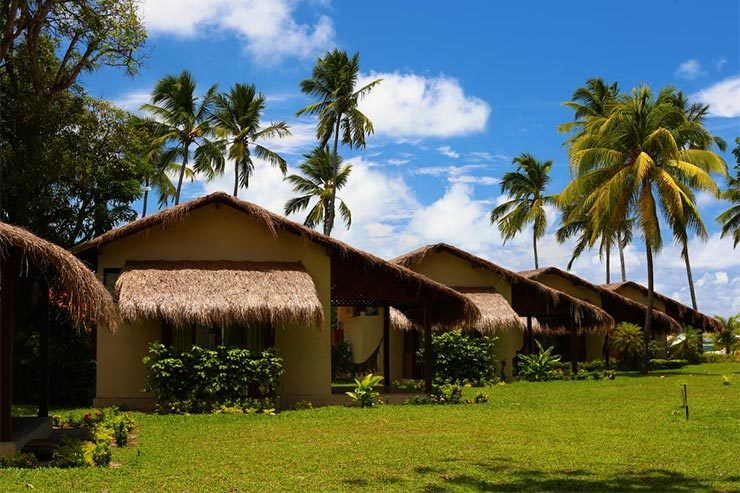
left=284, top=147, right=352, bottom=230
left=556, top=200, right=632, bottom=282
left=717, top=138, right=740, bottom=247
left=490, top=154, right=556, bottom=269
left=559, top=78, right=624, bottom=280
left=664, top=90, right=727, bottom=310
left=713, top=315, right=739, bottom=354
left=296, top=49, right=380, bottom=236
left=141, top=70, right=221, bottom=205
left=133, top=118, right=195, bottom=217
left=210, top=83, right=291, bottom=198
left=561, top=85, right=727, bottom=371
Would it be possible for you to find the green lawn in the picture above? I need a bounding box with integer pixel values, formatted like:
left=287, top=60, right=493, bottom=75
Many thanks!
left=3, top=363, right=740, bottom=492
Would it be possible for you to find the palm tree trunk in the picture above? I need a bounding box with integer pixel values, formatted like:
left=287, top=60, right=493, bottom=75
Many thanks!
left=233, top=163, right=239, bottom=198
left=642, top=241, right=655, bottom=374
left=325, top=116, right=342, bottom=237
left=533, top=230, right=539, bottom=269
left=682, top=239, right=698, bottom=311
left=605, top=244, right=611, bottom=284
left=142, top=177, right=149, bottom=218
left=618, top=230, right=627, bottom=282
left=175, top=142, right=189, bottom=206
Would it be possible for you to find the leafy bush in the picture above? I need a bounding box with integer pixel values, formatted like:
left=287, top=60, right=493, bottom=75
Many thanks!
left=580, top=360, right=606, bottom=372
left=345, top=374, right=383, bottom=408
left=712, top=315, right=739, bottom=354
left=292, top=400, right=314, bottom=411
left=143, top=343, right=284, bottom=413
left=649, top=359, right=689, bottom=370
left=0, top=453, right=39, bottom=469
left=331, top=340, right=352, bottom=380
left=392, top=379, right=424, bottom=392
left=702, top=353, right=740, bottom=363
left=416, top=329, right=496, bottom=386
left=669, top=327, right=703, bottom=364
left=609, top=322, right=644, bottom=370
left=517, top=341, right=562, bottom=381
left=474, top=392, right=488, bottom=404
left=51, top=438, right=87, bottom=468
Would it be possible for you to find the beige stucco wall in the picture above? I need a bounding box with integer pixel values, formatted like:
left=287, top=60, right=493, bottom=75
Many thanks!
left=585, top=333, right=606, bottom=361
left=614, top=285, right=666, bottom=312
left=94, top=204, right=331, bottom=409
left=534, top=273, right=601, bottom=307
left=493, top=329, right=524, bottom=380
left=409, top=251, right=512, bottom=302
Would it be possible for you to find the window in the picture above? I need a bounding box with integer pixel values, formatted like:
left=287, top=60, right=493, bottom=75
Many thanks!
left=167, top=323, right=274, bottom=353
left=103, top=269, right=121, bottom=300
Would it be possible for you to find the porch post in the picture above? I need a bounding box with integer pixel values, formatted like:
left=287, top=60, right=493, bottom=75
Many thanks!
left=38, top=282, right=49, bottom=418
left=382, top=303, right=390, bottom=390
left=1, top=254, right=17, bottom=442
left=423, top=304, right=432, bottom=394
left=571, top=326, right=579, bottom=374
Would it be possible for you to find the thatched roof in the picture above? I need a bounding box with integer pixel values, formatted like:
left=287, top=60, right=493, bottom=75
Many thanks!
left=0, top=222, right=117, bottom=332
left=72, top=192, right=479, bottom=328
left=390, top=287, right=532, bottom=334
left=116, top=261, right=323, bottom=329
left=602, top=281, right=722, bottom=332
left=393, top=243, right=614, bottom=334
left=520, top=267, right=682, bottom=334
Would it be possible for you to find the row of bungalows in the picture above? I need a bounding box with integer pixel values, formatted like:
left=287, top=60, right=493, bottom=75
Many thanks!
left=69, top=192, right=722, bottom=410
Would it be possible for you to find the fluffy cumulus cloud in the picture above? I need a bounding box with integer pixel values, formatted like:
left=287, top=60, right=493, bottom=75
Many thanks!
left=138, top=0, right=334, bottom=62
left=357, top=72, right=491, bottom=139
left=675, top=59, right=705, bottom=80
left=693, top=76, right=740, bottom=117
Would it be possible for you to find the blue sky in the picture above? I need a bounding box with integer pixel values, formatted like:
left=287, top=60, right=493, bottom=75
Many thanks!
left=82, top=0, right=740, bottom=315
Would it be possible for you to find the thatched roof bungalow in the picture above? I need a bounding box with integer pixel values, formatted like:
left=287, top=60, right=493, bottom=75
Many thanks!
left=0, top=222, right=116, bottom=454
left=73, top=192, right=478, bottom=406
left=519, top=267, right=681, bottom=334
left=602, top=281, right=722, bottom=333
left=391, top=243, right=614, bottom=377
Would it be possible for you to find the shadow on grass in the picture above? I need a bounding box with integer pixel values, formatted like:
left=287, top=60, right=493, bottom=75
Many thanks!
left=414, top=457, right=736, bottom=492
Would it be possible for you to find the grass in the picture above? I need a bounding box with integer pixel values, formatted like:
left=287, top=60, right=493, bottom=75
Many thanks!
left=3, top=362, right=740, bottom=492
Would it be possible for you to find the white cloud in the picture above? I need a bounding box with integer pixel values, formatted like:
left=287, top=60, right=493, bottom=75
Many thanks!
left=437, top=146, right=460, bottom=158
left=715, top=57, right=727, bottom=72
left=693, top=76, right=740, bottom=117
left=112, top=91, right=151, bottom=112
left=675, top=59, right=705, bottom=80
left=138, top=0, right=334, bottom=62
left=357, top=71, right=491, bottom=139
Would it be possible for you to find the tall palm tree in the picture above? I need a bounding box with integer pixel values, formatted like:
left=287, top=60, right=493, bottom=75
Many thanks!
left=133, top=118, right=194, bottom=217
left=284, top=147, right=352, bottom=230
left=561, top=85, right=727, bottom=371
left=490, top=154, right=556, bottom=269
left=210, top=83, right=291, bottom=198
left=296, top=49, right=380, bottom=236
left=717, top=138, right=740, bottom=248
left=559, top=78, right=623, bottom=280
left=664, top=90, right=727, bottom=310
left=141, top=70, right=221, bottom=205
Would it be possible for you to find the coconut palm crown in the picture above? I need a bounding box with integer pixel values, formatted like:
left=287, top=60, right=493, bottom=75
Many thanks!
left=490, top=153, right=556, bottom=269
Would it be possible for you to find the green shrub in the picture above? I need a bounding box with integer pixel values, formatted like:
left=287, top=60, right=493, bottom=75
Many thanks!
left=517, top=341, right=562, bottom=381
left=331, top=340, right=352, bottom=380
left=0, top=453, right=39, bottom=469
left=474, top=392, right=488, bottom=404
left=417, top=329, right=496, bottom=386
left=143, top=344, right=284, bottom=413
left=702, top=352, right=740, bottom=363
left=51, top=438, right=87, bottom=468
left=292, top=400, right=314, bottom=411
left=712, top=315, right=739, bottom=354
left=346, top=374, right=384, bottom=408
left=430, top=383, right=465, bottom=404
left=580, top=360, right=606, bottom=372
left=649, top=359, right=689, bottom=370
left=609, top=322, right=644, bottom=370
left=392, top=379, right=423, bottom=392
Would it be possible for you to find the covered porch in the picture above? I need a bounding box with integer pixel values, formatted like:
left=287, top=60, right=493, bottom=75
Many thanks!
left=0, top=222, right=116, bottom=455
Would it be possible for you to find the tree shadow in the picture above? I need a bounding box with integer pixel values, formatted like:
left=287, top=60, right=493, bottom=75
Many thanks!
left=415, top=457, right=735, bottom=492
